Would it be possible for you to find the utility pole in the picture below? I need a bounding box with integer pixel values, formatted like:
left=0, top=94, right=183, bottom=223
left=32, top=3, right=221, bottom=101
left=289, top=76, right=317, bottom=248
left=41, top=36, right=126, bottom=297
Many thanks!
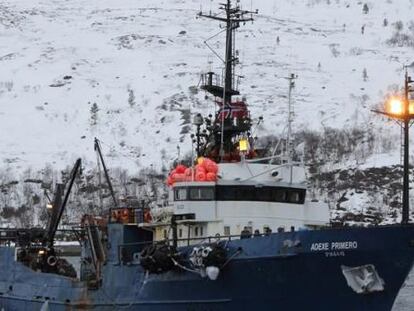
left=373, top=70, right=414, bottom=224
left=402, top=71, right=411, bottom=224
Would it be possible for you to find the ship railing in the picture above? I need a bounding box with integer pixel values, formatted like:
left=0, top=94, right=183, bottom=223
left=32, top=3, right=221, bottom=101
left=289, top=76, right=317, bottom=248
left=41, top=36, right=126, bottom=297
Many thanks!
left=200, top=72, right=243, bottom=93
left=240, top=161, right=303, bottom=182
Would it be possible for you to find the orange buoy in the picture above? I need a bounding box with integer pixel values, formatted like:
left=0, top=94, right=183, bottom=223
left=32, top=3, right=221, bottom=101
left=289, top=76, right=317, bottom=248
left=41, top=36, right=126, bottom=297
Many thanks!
left=206, top=172, right=217, bottom=181
left=195, top=164, right=206, bottom=174
left=175, top=164, right=187, bottom=174
left=172, top=173, right=186, bottom=182
left=205, top=161, right=218, bottom=174
left=202, top=157, right=212, bottom=165
left=196, top=171, right=206, bottom=181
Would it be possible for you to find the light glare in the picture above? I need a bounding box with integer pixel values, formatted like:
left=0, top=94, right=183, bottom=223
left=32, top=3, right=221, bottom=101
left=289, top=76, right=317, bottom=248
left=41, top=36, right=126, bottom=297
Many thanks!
left=388, top=98, right=403, bottom=115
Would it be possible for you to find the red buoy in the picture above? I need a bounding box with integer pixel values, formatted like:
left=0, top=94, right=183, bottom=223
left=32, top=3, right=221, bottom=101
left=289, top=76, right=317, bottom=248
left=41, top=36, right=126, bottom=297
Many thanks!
left=206, top=172, right=217, bottom=181
left=196, top=171, right=206, bottom=181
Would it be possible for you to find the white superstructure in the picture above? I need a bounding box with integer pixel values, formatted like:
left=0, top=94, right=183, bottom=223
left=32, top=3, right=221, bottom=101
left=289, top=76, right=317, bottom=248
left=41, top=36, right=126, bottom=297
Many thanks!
left=153, top=161, right=329, bottom=242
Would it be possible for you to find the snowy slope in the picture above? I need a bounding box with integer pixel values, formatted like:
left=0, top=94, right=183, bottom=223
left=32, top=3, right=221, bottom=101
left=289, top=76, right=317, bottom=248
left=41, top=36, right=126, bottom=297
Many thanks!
left=0, top=0, right=413, bottom=173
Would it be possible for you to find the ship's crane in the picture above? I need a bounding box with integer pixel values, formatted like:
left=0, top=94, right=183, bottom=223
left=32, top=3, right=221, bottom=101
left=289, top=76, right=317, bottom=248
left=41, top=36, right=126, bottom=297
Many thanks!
left=44, top=158, right=82, bottom=249
left=14, top=159, right=82, bottom=278
left=94, top=137, right=118, bottom=208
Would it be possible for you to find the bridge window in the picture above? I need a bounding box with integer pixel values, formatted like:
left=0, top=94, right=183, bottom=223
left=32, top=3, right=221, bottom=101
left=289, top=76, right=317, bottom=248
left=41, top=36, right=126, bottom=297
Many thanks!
left=287, top=190, right=302, bottom=203
left=216, top=185, right=305, bottom=204
left=175, top=185, right=305, bottom=204
left=174, top=188, right=187, bottom=201
left=216, top=186, right=256, bottom=201
left=271, top=188, right=287, bottom=202
left=188, top=187, right=215, bottom=201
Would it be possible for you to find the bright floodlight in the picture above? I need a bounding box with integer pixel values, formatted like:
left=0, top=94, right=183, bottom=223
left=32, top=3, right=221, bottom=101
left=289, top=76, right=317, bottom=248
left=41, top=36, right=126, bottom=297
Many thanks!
left=388, top=98, right=404, bottom=115
left=239, top=138, right=249, bottom=152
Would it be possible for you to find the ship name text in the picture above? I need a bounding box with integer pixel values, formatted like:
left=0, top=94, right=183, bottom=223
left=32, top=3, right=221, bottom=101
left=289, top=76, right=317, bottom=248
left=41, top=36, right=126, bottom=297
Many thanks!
left=310, top=241, right=358, bottom=252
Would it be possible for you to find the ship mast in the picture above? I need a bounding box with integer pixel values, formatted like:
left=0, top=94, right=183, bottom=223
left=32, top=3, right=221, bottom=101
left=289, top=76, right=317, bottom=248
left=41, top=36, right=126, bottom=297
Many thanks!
left=198, top=0, right=257, bottom=162
left=199, top=0, right=255, bottom=99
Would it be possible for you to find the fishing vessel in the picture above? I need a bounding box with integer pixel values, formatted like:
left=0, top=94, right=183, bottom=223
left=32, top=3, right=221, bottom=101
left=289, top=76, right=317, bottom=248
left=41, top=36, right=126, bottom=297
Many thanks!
left=1, top=1, right=414, bottom=310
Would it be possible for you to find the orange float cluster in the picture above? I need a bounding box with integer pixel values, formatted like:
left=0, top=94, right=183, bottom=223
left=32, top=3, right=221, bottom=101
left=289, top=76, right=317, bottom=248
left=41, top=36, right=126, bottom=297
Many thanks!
left=167, top=158, right=218, bottom=186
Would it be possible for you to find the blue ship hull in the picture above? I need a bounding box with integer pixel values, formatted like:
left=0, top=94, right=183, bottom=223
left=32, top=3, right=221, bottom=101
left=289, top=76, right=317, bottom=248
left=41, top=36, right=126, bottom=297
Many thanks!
left=1, top=225, right=414, bottom=310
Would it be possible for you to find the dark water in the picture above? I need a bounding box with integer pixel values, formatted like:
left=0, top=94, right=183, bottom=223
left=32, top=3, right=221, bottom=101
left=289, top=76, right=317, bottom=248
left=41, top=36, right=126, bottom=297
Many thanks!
left=393, top=269, right=414, bottom=311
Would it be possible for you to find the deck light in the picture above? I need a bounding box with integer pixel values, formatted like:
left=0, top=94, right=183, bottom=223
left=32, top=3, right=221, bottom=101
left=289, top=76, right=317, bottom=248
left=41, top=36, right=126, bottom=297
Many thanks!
left=239, top=138, right=249, bottom=152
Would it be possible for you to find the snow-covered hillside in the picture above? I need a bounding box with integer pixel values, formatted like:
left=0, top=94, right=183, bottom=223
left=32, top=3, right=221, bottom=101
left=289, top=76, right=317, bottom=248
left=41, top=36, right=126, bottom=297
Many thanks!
left=3, top=0, right=414, bottom=226
left=1, top=0, right=414, bottom=172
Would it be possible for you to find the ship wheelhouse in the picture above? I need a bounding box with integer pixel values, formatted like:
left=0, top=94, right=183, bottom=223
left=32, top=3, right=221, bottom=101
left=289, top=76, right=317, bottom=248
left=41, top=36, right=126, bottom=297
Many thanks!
left=156, top=162, right=329, bottom=243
